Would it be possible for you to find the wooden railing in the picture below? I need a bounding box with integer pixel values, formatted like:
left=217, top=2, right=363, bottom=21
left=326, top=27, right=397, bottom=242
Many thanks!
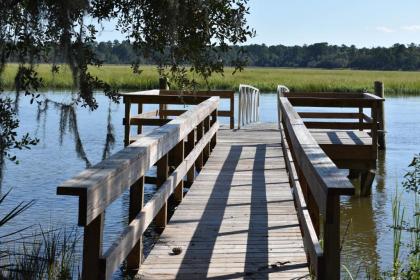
left=238, top=84, right=260, bottom=129
left=57, top=95, right=219, bottom=280
left=279, top=96, right=354, bottom=279
left=282, top=91, right=385, bottom=151
left=122, top=90, right=234, bottom=141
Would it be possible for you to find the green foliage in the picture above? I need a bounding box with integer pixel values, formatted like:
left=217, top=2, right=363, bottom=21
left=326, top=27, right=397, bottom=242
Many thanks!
left=0, top=0, right=254, bottom=108
left=45, top=41, right=420, bottom=71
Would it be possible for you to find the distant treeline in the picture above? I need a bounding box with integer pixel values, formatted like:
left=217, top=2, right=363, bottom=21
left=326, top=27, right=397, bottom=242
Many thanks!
left=10, top=40, right=420, bottom=71
left=92, top=41, right=420, bottom=70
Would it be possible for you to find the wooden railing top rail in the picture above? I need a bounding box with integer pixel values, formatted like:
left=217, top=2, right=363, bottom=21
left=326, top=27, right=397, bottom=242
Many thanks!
left=283, top=91, right=384, bottom=100
left=57, top=96, right=219, bottom=226
left=160, top=89, right=234, bottom=98
left=280, top=96, right=354, bottom=199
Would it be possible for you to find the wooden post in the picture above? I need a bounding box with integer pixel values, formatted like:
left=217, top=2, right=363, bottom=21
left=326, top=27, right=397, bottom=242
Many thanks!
left=82, top=213, right=104, bottom=280
left=323, top=195, right=340, bottom=280
left=124, top=99, right=131, bottom=147
left=173, top=141, right=184, bottom=203
left=374, top=81, right=386, bottom=150
left=358, top=107, right=363, bottom=131
left=127, top=176, right=144, bottom=270
left=210, top=109, right=217, bottom=150
left=196, top=121, right=204, bottom=171
left=159, top=77, right=169, bottom=119
left=203, top=116, right=210, bottom=163
left=186, top=130, right=195, bottom=186
left=137, top=103, right=143, bottom=135
left=230, top=93, right=234, bottom=129
left=155, top=154, right=168, bottom=231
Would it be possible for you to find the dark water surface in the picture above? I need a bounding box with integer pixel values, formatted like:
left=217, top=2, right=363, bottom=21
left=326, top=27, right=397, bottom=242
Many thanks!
left=1, top=92, right=419, bottom=278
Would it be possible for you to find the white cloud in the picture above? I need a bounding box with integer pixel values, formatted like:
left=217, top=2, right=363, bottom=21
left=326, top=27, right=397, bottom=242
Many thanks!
left=375, top=26, right=395, bottom=33
left=401, top=25, right=420, bottom=32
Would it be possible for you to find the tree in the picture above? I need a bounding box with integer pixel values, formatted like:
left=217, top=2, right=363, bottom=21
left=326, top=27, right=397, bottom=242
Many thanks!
left=0, top=0, right=254, bottom=171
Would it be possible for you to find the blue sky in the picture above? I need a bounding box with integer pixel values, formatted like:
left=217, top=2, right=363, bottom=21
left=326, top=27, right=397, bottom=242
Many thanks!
left=96, top=0, right=420, bottom=47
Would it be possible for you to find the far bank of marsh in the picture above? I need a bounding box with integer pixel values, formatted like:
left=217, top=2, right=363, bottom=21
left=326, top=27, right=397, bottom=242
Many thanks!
left=2, top=64, right=420, bottom=95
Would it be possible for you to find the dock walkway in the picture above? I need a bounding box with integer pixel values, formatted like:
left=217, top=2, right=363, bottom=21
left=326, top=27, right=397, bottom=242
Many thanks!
left=138, top=124, right=310, bottom=279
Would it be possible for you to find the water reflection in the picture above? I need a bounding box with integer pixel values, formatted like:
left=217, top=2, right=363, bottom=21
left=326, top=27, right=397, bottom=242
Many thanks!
left=0, top=92, right=419, bottom=279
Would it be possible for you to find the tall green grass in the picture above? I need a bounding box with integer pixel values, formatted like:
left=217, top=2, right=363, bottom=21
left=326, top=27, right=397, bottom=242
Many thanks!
left=2, top=64, right=420, bottom=95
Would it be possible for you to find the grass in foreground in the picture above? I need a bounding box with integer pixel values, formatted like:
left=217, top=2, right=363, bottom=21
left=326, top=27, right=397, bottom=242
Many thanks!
left=2, top=64, right=420, bottom=95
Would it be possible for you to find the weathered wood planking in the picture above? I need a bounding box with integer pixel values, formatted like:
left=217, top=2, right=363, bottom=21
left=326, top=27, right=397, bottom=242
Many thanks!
left=57, top=96, right=219, bottom=226
left=137, top=123, right=310, bottom=280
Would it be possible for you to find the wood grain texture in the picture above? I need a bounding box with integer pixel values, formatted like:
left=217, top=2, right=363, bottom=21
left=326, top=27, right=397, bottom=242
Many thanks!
left=137, top=123, right=310, bottom=279
left=57, top=97, right=219, bottom=226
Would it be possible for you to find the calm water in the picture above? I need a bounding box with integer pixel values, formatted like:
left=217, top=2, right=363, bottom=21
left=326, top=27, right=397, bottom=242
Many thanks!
left=1, top=92, right=419, bottom=278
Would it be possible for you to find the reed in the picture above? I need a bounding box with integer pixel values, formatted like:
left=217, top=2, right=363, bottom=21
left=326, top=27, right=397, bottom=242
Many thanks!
left=2, top=64, right=420, bottom=95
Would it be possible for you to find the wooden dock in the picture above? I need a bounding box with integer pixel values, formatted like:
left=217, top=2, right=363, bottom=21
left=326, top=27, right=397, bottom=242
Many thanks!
left=138, top=124, right=309, bottom=279
left=56, top=88, right=381, bottom=280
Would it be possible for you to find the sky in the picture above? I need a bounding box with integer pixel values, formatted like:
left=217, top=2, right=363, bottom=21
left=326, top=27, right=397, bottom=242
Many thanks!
left=96, top=0, right=420, bottom=47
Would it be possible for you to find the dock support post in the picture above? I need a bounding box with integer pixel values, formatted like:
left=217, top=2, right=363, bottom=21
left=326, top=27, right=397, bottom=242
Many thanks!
left=374, top=81, right=386, bottom=150
left=196, top=121, right=204, bottom=172
left=124, top=99, right=131, bottom=147
left=173, top=141, right=184, bottom=203
left=159, top=77, right=169, bottom=119
left=360, top=170, right=376, bottom=196
left=82, top=213, right=104, bottom=280
left=127, top=176, right=145, bottom=270
left=156, top=154, right=169, bottom=231
left=186, top=130, right=195, bottom=186
left=324, top=195, right=340, bottom=280
left=210, top=109, right=218, bottom=150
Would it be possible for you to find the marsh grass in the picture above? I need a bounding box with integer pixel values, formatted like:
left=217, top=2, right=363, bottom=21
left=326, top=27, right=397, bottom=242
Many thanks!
left=1, top=227, right=81, bottom=280
left=342, top=155, right=420, bottom=279
left=2, top=64, right=420, bottom=95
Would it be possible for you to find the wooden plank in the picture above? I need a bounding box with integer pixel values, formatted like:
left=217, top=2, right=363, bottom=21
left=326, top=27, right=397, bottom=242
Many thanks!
left=287, top=96, right=380, bottom=107
left=137, top=123, right=309, bottom=279
left=304, top=121, right=372, bottom=130
left=298, top=112, right=360, bottom=119
left=160, top=89, right=234, bottom=99
left=284, top=92, right=364, bottom=98
left=57, top=97, right=219, bottom=226
left=124, top=95, right=208, bottom=105
left=123, top=118, right=172, bottom=127
left=100, top=123, right=219, bottom=279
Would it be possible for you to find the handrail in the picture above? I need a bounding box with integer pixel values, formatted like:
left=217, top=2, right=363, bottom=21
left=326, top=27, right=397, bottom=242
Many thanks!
left=238, top=84, right=260, bottom=129
left=279, top=96, right=354, bottom=279
left=159, top=90, right=235, bottom=129
left=57, top=95, right=220, bottom=279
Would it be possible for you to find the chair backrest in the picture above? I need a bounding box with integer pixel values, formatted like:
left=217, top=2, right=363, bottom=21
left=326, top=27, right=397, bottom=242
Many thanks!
left=238, top=84, right=260, bottom=129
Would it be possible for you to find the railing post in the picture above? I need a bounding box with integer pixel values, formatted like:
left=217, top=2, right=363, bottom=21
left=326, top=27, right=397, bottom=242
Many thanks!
left=210, top=109, right=218, bottom=150
left=186, top=130, right=195, bottom=186
left=323, top=194, right=340, bottom=280
left=124, top=98, right=131, bottom=147
left=137, top=102, right=143, bottom=135
left=126, top=176, right=145, bottom=271
left=374, top=81, right=386, bottom=150
left=358, top=107, right=363, bottom=131
left=203, top=116, right=210, bottom=163
left=173, top=140, right=184, bottom=203
left=230, top=93, right=234, bottom=129
left=82, top=213, right=104, bottom=280
left=159, top=77, right=169, bottom=119
left=196, top=121, right=204, bottom=171
left=155, top=154, right=169, bottom=231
